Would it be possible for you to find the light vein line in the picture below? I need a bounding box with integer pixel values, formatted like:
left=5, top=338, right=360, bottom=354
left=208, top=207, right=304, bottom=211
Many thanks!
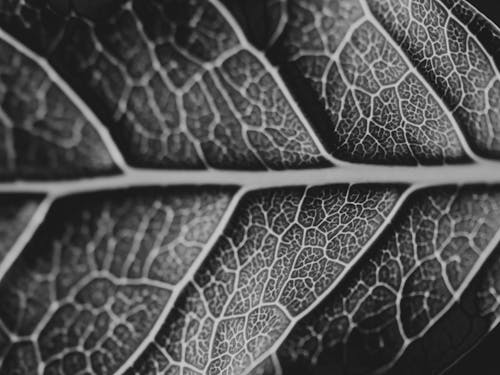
left=0, top=163, right=499, bottom=197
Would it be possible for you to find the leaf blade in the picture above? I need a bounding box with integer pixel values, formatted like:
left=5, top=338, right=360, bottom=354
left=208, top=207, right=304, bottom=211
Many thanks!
left=128, top=184, right=403, bottom=374
left=275, top=185, right=500, bottom=375
left=0, top=187, right=236, bottom=374
left=0, top=31, right=120, bottom=179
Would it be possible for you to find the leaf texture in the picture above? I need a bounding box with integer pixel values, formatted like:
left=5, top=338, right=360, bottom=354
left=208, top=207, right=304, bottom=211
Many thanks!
left=268, top=0, right=494, bottom=164
left=0, top=194, right=42, bottom=265
left=127, top=185, right=402, bottom=375
left=1, top=0, right=500, bottom=374
left=275, top=186, right=500, bottom=374
left=0, top=36, right=118, bottom=178
left=0, top=187, right=235, bottom=374
left=0, top=0, right=332, bottom=170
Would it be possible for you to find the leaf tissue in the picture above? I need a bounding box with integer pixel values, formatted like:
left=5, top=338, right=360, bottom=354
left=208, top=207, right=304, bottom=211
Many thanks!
left=0, top=0, right=500, bottom=374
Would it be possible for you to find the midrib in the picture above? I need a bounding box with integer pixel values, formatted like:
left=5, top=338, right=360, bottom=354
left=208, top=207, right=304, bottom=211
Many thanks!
left=1, top=162, right=500, bottom=197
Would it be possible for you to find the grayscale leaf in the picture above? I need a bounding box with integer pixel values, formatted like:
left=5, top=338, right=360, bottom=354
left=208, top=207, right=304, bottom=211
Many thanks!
left=0, top=0, right=500, bottom=375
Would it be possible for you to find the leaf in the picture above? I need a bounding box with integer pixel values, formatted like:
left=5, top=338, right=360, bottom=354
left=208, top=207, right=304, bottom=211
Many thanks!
left=0, top=187, right=236, bottom=374
left=0, top=194, right=43, bottom=266
left=277, top=186, right=500, bottom=374
left=0, top=35, right=118, bottom=179
left=129, top=185, right=402, bottom=375
left=1, top=0, right=500, bottom=375
left=0, top=0, right=331, bottom=170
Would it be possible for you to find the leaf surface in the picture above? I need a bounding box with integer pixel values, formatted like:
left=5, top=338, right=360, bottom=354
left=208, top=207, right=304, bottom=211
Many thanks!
left=1, top=0, right=500, bottom=375
left=0, top=35, right=118, bottom=178
left=0, top=187, right=235, bottom=374
left=0, top=194, right=43, bottom=265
